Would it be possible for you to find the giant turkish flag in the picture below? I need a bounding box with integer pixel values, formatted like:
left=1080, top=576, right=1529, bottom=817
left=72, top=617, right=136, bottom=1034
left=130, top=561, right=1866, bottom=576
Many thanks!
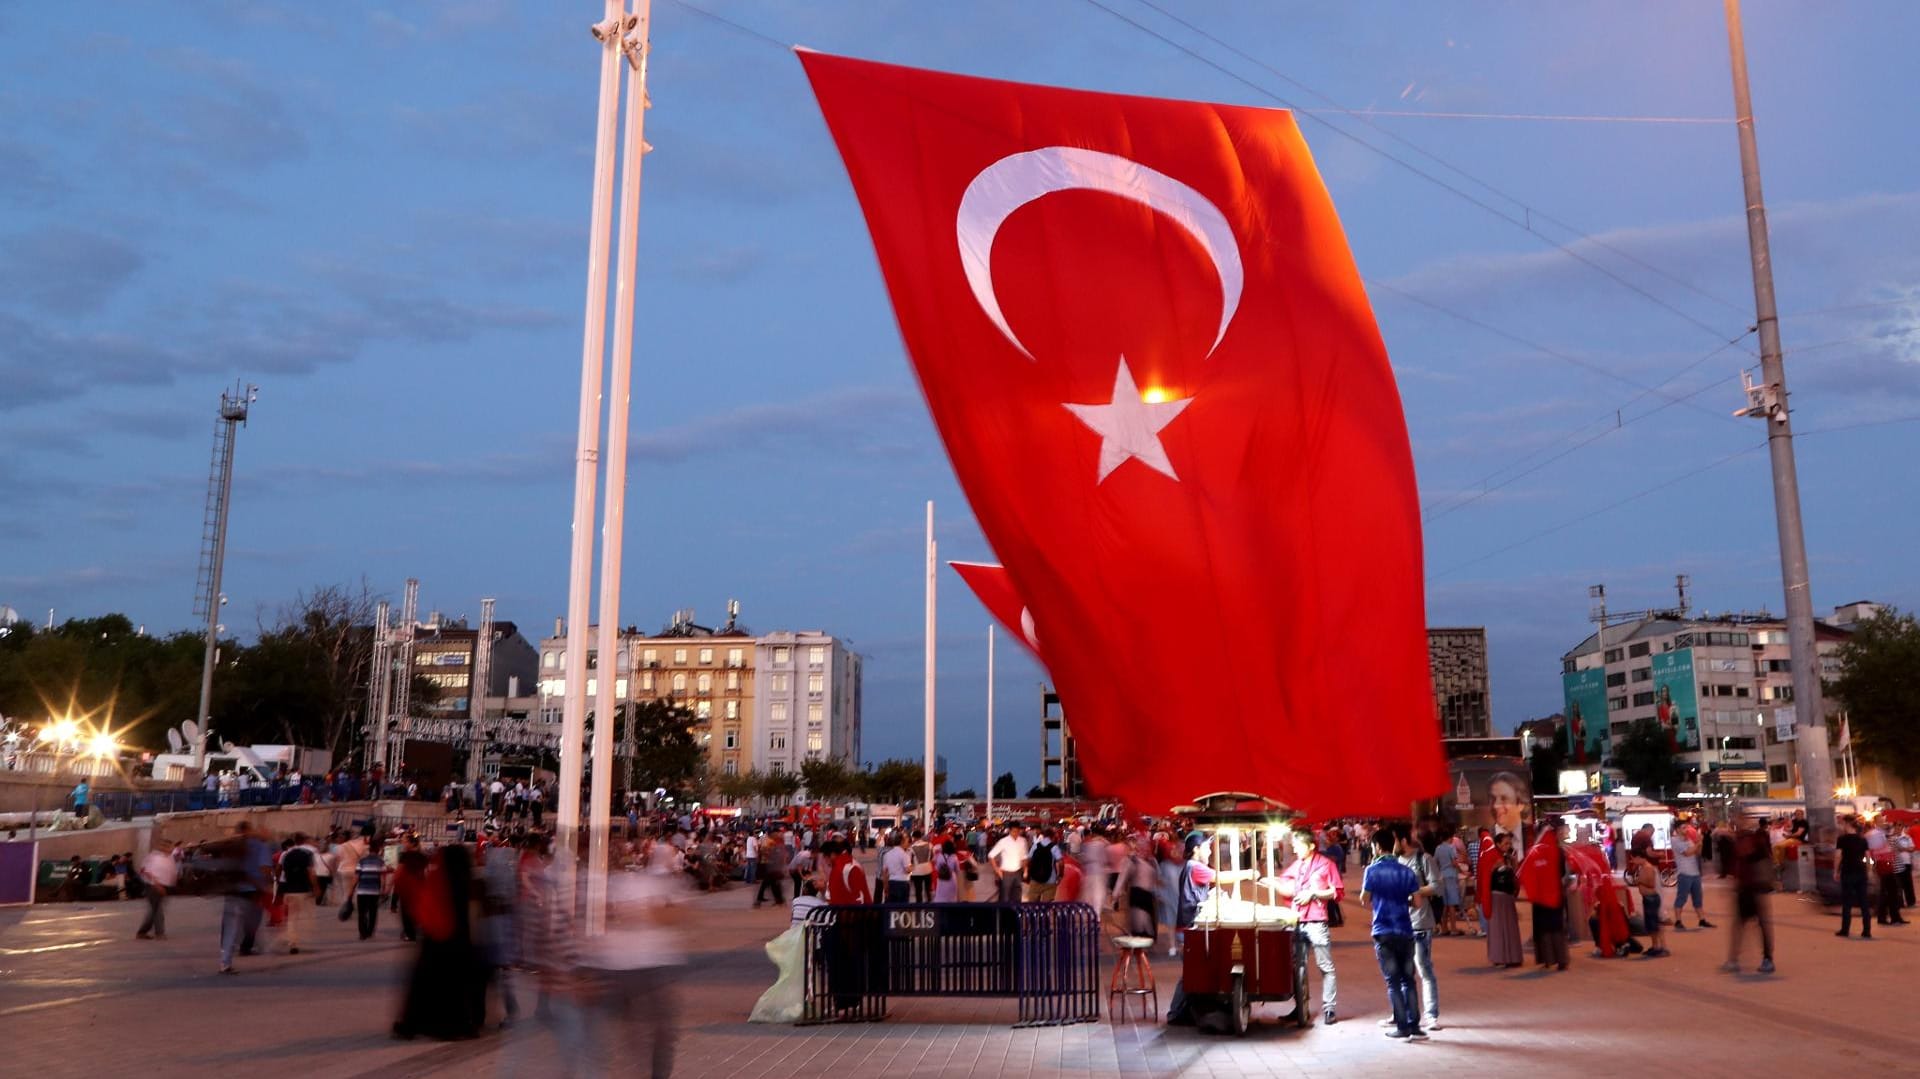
left=801, top=51, right=1443, bottom=817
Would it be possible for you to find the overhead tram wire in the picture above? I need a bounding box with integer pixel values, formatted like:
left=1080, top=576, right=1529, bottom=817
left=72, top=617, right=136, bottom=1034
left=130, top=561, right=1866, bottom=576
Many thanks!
left=1418, top=332, right=1754, bottom=524
left=1429, top=440, right=1768, bottom=581
left=664, top=0, right=793, bottom=50
left=1084, top=0, right=1757, bottom=339
left=1433, top=411, right=1920, bottom=578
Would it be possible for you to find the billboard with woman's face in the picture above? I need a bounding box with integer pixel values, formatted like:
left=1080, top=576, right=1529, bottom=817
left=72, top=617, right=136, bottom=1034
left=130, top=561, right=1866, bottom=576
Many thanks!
left=1446, top=757, right=1534, bottom=839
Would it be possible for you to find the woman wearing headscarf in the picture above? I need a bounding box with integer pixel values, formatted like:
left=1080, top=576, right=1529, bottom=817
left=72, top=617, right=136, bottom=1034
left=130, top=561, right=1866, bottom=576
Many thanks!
left=393, top=843, right=484, bottom=1040
left=1519, top=828, right=1571, bottom=971
left=1482, top=832, right=1524, bottom=967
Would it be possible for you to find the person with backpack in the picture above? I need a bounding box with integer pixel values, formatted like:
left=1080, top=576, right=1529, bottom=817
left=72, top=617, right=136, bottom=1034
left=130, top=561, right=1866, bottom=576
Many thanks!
left=931, top=839, right=960, bottom=903
left=1025, top=829, right=1060, bottom=902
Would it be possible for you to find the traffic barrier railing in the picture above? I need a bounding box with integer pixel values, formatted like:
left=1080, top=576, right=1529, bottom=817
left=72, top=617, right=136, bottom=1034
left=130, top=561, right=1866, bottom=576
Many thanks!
left=799, top=901, right=1100, bottom=1027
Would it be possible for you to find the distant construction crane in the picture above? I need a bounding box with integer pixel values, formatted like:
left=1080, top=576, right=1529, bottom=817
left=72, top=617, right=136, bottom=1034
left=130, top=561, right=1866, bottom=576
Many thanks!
left=192, top=382, right=257, bottom=772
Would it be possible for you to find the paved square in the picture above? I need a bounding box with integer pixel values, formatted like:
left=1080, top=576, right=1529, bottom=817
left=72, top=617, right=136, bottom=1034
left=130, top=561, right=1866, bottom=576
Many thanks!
left=5, top=872, right=1916, bottom=1078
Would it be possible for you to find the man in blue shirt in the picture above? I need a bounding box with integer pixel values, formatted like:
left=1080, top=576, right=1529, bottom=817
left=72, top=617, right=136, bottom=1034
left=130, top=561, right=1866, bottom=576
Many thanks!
left=1360, top=829, right=1427, bottom=1041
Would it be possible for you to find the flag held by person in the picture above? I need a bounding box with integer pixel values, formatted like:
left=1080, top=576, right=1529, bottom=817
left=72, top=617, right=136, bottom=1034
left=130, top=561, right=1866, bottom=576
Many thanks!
left=801, top=51, right=1443, bottom=816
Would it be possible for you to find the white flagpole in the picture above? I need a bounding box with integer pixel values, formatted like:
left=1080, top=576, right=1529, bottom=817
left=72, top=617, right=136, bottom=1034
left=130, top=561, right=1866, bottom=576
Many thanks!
left=588, top=0, right=652, bottom=935
left=924, top=500, right=937, bottom=830
left=558, top=0, right=627, bottom=905
left=985, top=624, right=995, bottom=823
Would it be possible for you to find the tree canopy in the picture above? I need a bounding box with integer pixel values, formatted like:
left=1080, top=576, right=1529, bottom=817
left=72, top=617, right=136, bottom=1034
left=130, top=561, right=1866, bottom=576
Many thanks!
left=1831, top=608, right=1920, bottom=780
left=1611, top=717, right=1685, bottom=797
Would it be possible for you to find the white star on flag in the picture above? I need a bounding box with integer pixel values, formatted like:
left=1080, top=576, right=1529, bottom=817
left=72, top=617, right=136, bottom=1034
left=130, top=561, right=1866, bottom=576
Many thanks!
left=1063, top=358, right=1193, bottom=483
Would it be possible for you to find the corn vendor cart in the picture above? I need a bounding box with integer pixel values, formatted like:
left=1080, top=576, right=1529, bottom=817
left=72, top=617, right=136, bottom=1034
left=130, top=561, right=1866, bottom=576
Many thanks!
left=1175, top=793, right=1309, bottom=1036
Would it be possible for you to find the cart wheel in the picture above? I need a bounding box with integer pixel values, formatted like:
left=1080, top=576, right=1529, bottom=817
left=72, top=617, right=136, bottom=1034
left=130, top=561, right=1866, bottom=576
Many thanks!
left=1659, top=868, right=1677, bottom=887
left=1229, top=973, right=1251, bottom=1036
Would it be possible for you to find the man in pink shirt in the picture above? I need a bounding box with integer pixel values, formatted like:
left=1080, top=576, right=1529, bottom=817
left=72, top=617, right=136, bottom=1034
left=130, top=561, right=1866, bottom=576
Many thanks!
left=1274, top=828, right=1344, bottom=1025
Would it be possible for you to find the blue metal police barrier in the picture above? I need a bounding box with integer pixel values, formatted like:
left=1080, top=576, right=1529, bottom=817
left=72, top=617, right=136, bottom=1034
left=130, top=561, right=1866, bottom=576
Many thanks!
left=799, top=902, right=1100, bottom=1027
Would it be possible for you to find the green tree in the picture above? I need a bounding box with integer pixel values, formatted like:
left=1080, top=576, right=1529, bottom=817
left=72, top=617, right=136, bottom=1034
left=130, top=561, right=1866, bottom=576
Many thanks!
left=616, top=699, right=705, bottom=794
left=860, top=758, right=924, bottom=803
left=759, top=770, right=803, bottom=806
left=948, top=788, right=978, bottom=800
left=799, top=757, right=857, bottom=802
left=1611, top=717, right=1684, bottom=796
left=992, top=771, right=1018, bottom=800
left=1831, top=608, right=1920, bottom=779
left=714, top=768, right=759, bottom=806
left=0, top=615, right=203, bottom=749
left=1026, top=783, right=1062, bottom=798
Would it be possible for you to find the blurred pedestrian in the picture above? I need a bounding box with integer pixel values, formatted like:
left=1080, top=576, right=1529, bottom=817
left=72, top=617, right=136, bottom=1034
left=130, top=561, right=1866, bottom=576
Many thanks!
left=277, top=832, right=319, bottom=954
left=353, top=838, right=388, bottom=940
left=393, top=844, right=483, bottom=1040
left=1725, top=817, right=1776, bottom=974
left=577, top=840, right=685, bottom=1077
left=1837, top=816, right=1872, bottom=939
left=135, top=840, right=177, bottom=940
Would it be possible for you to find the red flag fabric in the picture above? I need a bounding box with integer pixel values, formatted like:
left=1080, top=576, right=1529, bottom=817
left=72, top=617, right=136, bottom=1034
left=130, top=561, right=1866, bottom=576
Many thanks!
left=801, top=51, right=1441, bottom=817
left=949, top=561, right=1042, bottom=661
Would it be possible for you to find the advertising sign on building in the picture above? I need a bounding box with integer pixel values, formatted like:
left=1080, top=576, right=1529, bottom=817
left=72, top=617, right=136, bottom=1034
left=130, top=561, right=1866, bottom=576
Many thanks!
left=1649, top=649, right=1700, bottom=750
left=1774, top=705, right=1797, bottom=743
left=1561, top=668, right=1609, bottom=761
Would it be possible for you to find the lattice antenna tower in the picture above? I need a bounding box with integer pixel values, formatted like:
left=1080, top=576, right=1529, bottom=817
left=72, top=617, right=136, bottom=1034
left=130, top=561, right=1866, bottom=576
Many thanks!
left=192, top=382, right=257, bottom=771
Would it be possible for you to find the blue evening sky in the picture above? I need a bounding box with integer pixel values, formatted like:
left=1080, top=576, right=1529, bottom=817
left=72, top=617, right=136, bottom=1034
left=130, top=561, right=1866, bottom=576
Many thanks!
left=4, top=2, right=1917, bottom=790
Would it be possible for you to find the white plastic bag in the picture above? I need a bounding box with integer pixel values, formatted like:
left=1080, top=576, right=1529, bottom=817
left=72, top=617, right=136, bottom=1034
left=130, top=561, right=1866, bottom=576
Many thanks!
left=748, top=924, right=806, bottom=1023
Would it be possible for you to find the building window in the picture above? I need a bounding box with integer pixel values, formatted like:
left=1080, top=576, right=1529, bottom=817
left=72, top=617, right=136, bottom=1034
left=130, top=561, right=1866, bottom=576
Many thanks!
left=772, top=673, right=790, bottom=692
left=696, top=673, right=712, bottom=694
left=671, top=672, right=687, bottom=693
left=770, top=735, right=787, bottom=751
left=699, top=647, right=713, bottom=664
left=1606, top=672, right=1627, bottom=688
left=806, top=731, right=823, bottom=753
left=640, top=671, right=653, bottom=691
left=1628, top=642, right=1651, bottom=658
left=807, top=703, right=823, bottom=725
left=642, top=648, right=657, bottom=667
left=696, top=700, right=711, bottom=718
left=808, top=673, right=825, bottom=695
left=673, top=648, right=688, bottom=664
left=586, top=678, right=597, bottom=698
left=543, top=651, right=558, bottom=669
left=1735, top=686, right=1750, bottom=698
left=1608, top=696, right=1627, bottom=712
left=1604, top=648, right=1624, bottom=663
left=771, top=702, right=788, bottom=722
left=587, top=650, right=597, bottom=670
left=615, top=678, right=627, bottom=698
left=728, top=648, right=744, bottom=668
left=771, top=761, right=784, bottom=774
left=724, top=729, right=738, bottom=750
left=723, top=759, right=737, bottom=775
left=726, top=670, right=740, bottom=691
left=773, top=646, right=790, bottom=665
left=1631, top=668, right=1651, bottom=683
left=616, top=651, right=630, bottom=672
left=1769, top=764, right=1789, bottom=783
left=725, top=700, right=739, bottom=720
left=808, top=645, right=826, bottom=667
left=1632, top=691, right=1655, bottom=707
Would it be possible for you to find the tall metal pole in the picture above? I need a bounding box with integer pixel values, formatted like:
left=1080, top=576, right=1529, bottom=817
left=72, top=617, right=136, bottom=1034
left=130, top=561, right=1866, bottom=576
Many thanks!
left=470, top=597, right=496, bottom=784
left=588, top=0, right=652, bottom=934
left=1724, top=0, right=1836, bottom=842
left=559, top=0, right=628, bottom=898
left=923, top=501, right=937, bottom=830
left=193, top=384, right=253, bottom=773
left=369, top=600, right=391, bottom=771
left=985, top=624, right=995, bottom=823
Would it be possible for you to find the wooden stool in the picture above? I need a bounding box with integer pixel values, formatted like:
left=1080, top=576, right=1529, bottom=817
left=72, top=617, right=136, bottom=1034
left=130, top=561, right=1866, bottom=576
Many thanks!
left=1108, top=935, right=1159, bottom=1021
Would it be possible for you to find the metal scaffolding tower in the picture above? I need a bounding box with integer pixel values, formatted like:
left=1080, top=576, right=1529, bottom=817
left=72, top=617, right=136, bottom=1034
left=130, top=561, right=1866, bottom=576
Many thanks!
left=368, top=600, right=393, bottom=771
left=192, top=382, right=257, bottom=772
left=469, top=597, right=496, bottom=783
left=392, top=578, right=420, bottom=774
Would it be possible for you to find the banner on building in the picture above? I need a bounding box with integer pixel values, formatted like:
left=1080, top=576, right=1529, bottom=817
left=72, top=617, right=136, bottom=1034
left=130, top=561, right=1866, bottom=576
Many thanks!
left=1650, top=649, right=1700, bottom=750
left=1561, top=668, right=1609, bottom=761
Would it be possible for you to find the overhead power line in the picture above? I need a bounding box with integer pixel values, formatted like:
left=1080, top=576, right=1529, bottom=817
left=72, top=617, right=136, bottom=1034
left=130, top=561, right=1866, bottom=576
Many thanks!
left=1087, top=0, right=1755, bottom=332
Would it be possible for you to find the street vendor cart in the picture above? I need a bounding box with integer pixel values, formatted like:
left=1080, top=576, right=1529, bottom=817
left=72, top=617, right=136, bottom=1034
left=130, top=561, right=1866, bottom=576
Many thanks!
left=1175, top=793, right=1309, bottom=1035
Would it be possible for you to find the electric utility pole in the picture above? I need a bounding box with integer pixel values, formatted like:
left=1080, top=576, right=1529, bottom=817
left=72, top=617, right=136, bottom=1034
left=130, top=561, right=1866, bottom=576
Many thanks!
left=1724, top=0, right=1836, bottom=841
